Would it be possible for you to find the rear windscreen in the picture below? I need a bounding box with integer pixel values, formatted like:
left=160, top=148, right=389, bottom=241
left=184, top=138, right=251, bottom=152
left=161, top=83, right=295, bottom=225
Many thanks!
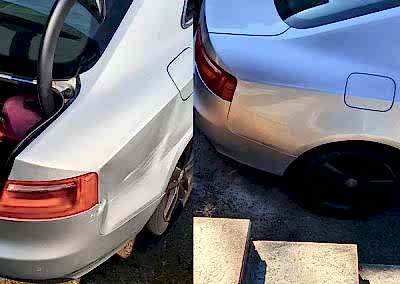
left=274, top=0, right=400, bottom=29
left=0, top=0, right=133, bottom=79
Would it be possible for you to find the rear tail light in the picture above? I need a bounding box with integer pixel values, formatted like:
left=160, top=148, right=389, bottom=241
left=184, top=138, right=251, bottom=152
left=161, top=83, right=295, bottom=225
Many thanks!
left=195, top=26, right=237, bottom=102
left=0, top=172, right=98, bottom=220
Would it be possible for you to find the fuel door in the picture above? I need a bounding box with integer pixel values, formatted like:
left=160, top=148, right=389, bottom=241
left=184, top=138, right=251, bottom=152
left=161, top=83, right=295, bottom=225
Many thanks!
left=344, top=73, right=396, bottom=112
left=167, top=47, right=193, bottom=100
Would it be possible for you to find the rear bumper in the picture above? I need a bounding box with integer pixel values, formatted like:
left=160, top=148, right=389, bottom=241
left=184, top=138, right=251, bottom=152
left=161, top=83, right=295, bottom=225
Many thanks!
left=194, top=69, right=295, bottom=176
left=0, top=200, right=158, bottom=280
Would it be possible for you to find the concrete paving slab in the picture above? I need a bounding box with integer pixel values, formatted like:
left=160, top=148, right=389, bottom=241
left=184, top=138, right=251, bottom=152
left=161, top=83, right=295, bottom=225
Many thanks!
left=252, top=241, right=359, bottom=284
left=194, top=217, right=251, bottom=284
left=360, top=264, right=400, bottom=284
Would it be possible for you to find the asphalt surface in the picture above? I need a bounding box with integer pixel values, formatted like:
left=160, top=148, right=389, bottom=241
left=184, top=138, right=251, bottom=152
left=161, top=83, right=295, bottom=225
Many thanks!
left=192, top=127, right=400, bottom=268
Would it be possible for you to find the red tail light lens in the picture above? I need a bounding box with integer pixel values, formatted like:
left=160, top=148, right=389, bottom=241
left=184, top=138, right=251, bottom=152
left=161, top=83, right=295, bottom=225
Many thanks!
left=195, top=27, right=237, bottom=102
left=0, top=172, right=98, bottom=220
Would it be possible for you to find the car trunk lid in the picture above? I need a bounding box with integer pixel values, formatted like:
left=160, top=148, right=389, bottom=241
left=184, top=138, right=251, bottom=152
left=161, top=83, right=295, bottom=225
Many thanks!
left=204, top=0, right=290, bottom=36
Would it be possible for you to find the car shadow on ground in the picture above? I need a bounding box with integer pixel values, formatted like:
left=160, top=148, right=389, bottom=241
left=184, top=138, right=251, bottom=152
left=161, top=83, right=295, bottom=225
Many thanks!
left=242, top=241, right=267, bottom=284
left=193, top=127, right=400, bottom=267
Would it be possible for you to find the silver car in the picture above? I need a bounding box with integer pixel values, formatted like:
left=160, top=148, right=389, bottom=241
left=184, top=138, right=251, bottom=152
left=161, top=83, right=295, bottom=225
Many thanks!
left=195, top=0, right=400, bottom=215
left=0, top=0, right=193, bottom=280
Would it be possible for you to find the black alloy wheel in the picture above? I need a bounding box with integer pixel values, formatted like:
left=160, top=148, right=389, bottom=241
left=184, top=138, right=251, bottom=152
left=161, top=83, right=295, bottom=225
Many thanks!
left=292, top=144, right=400, bottom=218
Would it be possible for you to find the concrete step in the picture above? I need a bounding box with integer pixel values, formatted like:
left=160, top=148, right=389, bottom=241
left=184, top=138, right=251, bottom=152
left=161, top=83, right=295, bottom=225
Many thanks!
left=246, top=241, right=359, bottom=284
left=359, top=264, right=400, bottom=284
left=194, top=217, right=251, bottom=284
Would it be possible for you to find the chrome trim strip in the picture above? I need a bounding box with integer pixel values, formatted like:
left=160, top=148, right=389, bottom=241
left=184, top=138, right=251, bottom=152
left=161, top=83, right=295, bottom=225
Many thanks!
left=0, top=74, right=36, bottom=85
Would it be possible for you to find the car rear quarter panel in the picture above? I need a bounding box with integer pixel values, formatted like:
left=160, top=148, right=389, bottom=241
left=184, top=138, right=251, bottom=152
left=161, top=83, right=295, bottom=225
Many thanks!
left=207, top=6, right=400, bottom=169
left=8, top=0, right=193, bottom=234
left=230, top=80, right=400, bottom=156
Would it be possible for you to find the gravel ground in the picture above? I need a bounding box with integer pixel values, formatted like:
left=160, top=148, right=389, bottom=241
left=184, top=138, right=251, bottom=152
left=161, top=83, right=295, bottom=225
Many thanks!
left=193, top=127, right=400, bottom=267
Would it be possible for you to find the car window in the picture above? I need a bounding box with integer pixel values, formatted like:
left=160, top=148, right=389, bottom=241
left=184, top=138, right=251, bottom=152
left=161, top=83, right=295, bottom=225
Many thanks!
left=182, top=0, right=194, bottom=29
left=274, top=0, right=400, bottom=29
left=0, top=0, right=133, bottom=79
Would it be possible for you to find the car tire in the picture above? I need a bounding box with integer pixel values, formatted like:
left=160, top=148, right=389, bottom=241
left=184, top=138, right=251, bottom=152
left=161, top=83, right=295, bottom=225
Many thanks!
left=290, top=143, right=400, bottom=218
left=146, top=141, right=193, bottom=235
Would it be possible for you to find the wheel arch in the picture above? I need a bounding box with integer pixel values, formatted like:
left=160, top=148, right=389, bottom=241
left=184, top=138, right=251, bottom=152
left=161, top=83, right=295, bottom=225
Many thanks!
left=284, top=137, right=400, bottom=178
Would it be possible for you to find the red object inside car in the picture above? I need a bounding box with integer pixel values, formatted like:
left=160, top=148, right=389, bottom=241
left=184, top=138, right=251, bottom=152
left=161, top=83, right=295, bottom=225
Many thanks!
left=1, top=95, right=43, bottom=141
